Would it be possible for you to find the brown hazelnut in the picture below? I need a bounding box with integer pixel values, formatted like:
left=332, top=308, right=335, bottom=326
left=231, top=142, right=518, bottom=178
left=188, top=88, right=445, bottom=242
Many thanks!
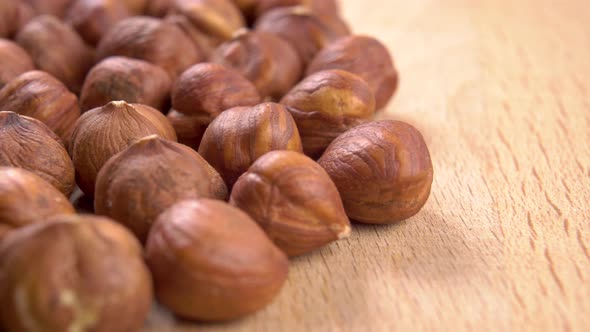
left=230, top=150, right=350, bottom=256
left=0, top=167, right=74, bottom=242
left=0, top=70, right=81, bottom=145
left=171, top=63, right=261, bottom=121
left=65, top=0, right=133, bottom=46
left=170, top=0, right=246, bottom=42
left=198, top=102, right=303, bottom=187
left=15, top=15, right=95, bottom=94
left=69, top=101, right=177, bottom=196
left=255, top=6, right=350, bottom=65
left=166, top=109, right=208, bottom=149
left=0, top=0, right=19, bottom=38
left=145, top=199, right=288, bottom=321
left=96, top=16, right=204, bottom=79
left=16, top=2, right=35, bottom=30
left=307, top=35, right=399, bottom=110
left=318, top=120, right=433, bottom=224
left=0, top=39, right=35, bottom=89
left=166, top=14, right=216, bottom=58
left=254, top=0, right=340, bottom=18
left=95, top=135, right=228, bottom=242
left=21, top=0, right=75, bottom=18
left=0, top=215, right=153, bottom=332
left=281, top=69, right=375, bottom=158
left=80, top=56, right=172, bottom=113
left=145, top=0, right=173, bottom=17
left=211, top=29, right=303, bottom=100
left=120, top=0, right=148, bottom=13
left=0, top=112, right=75, bottom=196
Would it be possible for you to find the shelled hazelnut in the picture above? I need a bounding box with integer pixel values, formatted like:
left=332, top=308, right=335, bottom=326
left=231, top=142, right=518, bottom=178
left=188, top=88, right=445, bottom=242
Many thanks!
left=318, top=120, right=433, bottom=224
left=146, top=199, right=288, bottom=321
left=198, top=102, right=303, bottom=187
left=0, top=215, right=153, bottom=332
left=65, top=0, right=133, bottom=45
left=145, top=0, right=173, bottom=17
left=16, top=2, right=35, bottom=30
left=0, top=70, right=81, bottom=146
left=15, top=15, right=95, bottom=94
left=0, top=167, right=74, bottom=242
left=167, top=14, right=216, bottom=58
left=20, top=0, right=75, bottom=18
left=69, top=101, right=177, bottom=196
left=211, top=29, right=303, bottom=100
left=166, top=110, right=208, bottom=149
left=307, top=35, right=399, bottom=110
left=0, top=39, right=35, bottom=89
left=95, top=135, right=228, bottom=242
left=97, top=16, right=204, bottom=79
left=254, top=0, right=340, bottom=18
left=0, top=0, right=19, bottom=38
left=121, top=0, right=148, bottom=14
left=80, top=56, right=172, bottom=113
left=0, top=112, right=75, bottom=196
left=231, top=151, right=351, bottom=256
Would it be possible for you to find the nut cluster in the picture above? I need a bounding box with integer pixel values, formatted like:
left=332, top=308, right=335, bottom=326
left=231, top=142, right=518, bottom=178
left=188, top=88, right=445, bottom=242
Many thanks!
left=0, top=0, right=433, bottom=330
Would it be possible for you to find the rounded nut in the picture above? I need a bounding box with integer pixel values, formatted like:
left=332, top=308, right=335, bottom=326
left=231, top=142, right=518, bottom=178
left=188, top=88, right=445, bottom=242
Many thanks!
left=145, top=0, right=173, bottom=17
left=0, top=39, right=35, bottom=89
left=0, top=215, right=153, bottom=332
left=198, top=102, right=303, bottom=187
left=80, top=56, right=172, bottom=113
left=0, top=0, right=19, bottom=38
left=95, top=135, right=228, bottom=242
left=318, top=121, right=433, bottom=224
left=307, top=35, right=399, bottom=110
left=281, top=69, right=375, bottom=158
left=171, top=62, right=261, bottom=120
left=254, top=0, right=340, bottom=18
left=20, top=0, right=75, bottom=18
left=120, top=0, right=148, bottom=13
left=97, top=16, right=204, bottom=79
left=170, top=0, right=246, bottom=42
left=0, top=167, right=74, bottom=242
left=15, top=15, right=95, bottom=94
left=231, top=150, right=351, bottom=256
left=69, top=101, right=177, bottom=196
left=0, top=112, right=75, bottom=196
left=146, top=199, right=288, bottom=321
left=15, top=2, right=35, bottom=30
left=166, top=109, right=208, bottom=150
left=0, top=70, right=81, bottom=146
left=166, top=14, right=216, bottom=58
left=211, top=30, right=303, bottom=100
left=65, top=0, right=133, bottom=46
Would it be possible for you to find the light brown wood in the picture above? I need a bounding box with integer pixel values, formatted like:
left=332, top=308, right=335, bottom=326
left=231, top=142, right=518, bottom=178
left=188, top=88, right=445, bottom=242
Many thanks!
left=148, top=0, right=590, bottom=330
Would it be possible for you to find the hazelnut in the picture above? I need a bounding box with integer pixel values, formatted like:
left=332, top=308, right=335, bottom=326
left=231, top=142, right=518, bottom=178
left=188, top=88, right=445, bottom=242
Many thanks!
left=318, top=120, right=433, bottom=224
left=120, top=0, right=148, bottom=13
left=254, top=0, right=340, bottom=18
left=65, top=0, right=133, bottom=46
left=0, top=70, right=81, bottom=146
left=0, top=215, right=153, bottom=332
left=145, top=0, right=173, bottom=17
left=0, top=0, right=19, bottom=38
left=255, top=6, right=350, bottom=65
left=307, top=35, right=399, bottom=110
left=171, top=63, right=261, bottom=121
left=231, top=0, right=256, bottom=18
left=166, top=14, right=216, bottom=58
left=145, top=199, right=288, bottom=321
left=0, top=112, right=75, bottom=196
left=69, top=101, right=177, bottom=196
left=166, top=109, right=208, bottom=150
left=16, top=2, right=35, bottom=30
left=0, top=39, right=35, bottom=89
left=170, top=0, right=246, bottom=42
left=231, top=150, right=351, bottom=256
left=20, top=0, right=75, bottom=18
left=281, top=69, right=375, bottom=158
left=198, top=102, right=303, bottom=187
left=80, top=56, right=172, bottom=113
left=15, top=15, right=95, bottom=94
left=0, top=167, right=74, bottom=242
left=211, top=29, right=303, bottom=100
left=95, top=135, right=228, bottom=242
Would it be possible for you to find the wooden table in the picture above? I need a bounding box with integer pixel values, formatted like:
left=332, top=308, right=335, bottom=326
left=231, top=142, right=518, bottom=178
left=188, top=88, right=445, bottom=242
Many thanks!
left=148, top=1, right=590, bottom=330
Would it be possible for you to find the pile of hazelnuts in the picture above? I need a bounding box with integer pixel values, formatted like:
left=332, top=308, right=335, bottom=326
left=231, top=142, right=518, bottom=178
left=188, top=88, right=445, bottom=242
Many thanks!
left=0, top=0, right=434, bottom=330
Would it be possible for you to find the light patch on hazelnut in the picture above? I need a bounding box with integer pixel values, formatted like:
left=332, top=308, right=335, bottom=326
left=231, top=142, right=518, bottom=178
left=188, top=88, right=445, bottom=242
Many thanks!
left=110, top=100, right=127, bottom=107
left=59, top=289, right=99, bottom=332
left=15, top=285, right=44, bottom=332
left=336, top=224, right=351, bottom=239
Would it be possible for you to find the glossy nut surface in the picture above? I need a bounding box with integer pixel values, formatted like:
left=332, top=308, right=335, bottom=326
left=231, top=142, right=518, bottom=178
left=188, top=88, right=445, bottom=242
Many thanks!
left=231, top=150, right=351, bottom=256
left=146, top=199, right=289, bottom=321
left=65, top=0, right=133, bottom=45
left=0, top=39, right=35, bottom=89
left=318, top=120, right=433, bottom=224
left=166, top=109, right=208, bottom=150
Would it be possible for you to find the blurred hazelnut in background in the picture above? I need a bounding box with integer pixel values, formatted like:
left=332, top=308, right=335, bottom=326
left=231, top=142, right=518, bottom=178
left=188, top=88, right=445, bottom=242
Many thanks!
left=0, top=39, right=35, bottom=89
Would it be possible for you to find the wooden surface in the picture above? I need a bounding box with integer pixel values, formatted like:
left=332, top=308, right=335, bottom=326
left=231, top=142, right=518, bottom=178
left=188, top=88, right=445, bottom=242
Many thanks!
left=147, top=1, right=590, bottom=331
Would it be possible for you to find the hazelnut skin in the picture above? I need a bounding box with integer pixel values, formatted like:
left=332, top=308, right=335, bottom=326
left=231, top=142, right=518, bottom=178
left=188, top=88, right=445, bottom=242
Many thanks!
left=198, top=102, right=303, bottom=187
left=254, top=0, right=340, bottom=18
left=120, top=0, right=148, bottom=13
left=255, top=6, right=350, bottom=65
left=0, top=112, right=75, bottom=196
left=69, top=101, right=177, bottom=196
left=231, top=150, right=351, bottom=256
left=145, top=199, right=289, bottom=321
left=15, top=15, right=95, bottom=94
left=0, top=215, right=153, bottom=332
left=281, top=69, right=375, bottom=158
left=0, top=167, right=75, bottom=242
left=80, top=56, right=172, bottom=113
left=20, top=0, right=75, bottom=18
left=145, top=0, right=173, bottom=17
left=170, top=0, right=246, bottom=42
left=166, top=14, right=216, bottom=58
left=0, top=39, right=35, bottom=89
left=95, top=135, right=228, bottom=242
left=211, top=30, right=303, bottom=100
left=0, top=70, right=81, bottom=146
left=0, top=0, right=19, bottom=38
left=65, top=0, right=133, bottom=46
left=307, top=35, right=399, bottom=110
left=171, top=62, right=261, bottom=121
left=166, top=109, right=208, bottom=150
left=318, top=120, right=433, bottom=224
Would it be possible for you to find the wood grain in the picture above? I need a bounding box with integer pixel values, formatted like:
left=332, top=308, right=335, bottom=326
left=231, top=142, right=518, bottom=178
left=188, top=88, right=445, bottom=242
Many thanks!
left=147, top=0, right=590, bottom=330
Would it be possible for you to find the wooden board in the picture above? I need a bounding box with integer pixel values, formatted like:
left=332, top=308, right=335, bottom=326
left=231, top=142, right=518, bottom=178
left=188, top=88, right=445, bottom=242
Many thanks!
left=146, top=0, right=590, bottom=330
